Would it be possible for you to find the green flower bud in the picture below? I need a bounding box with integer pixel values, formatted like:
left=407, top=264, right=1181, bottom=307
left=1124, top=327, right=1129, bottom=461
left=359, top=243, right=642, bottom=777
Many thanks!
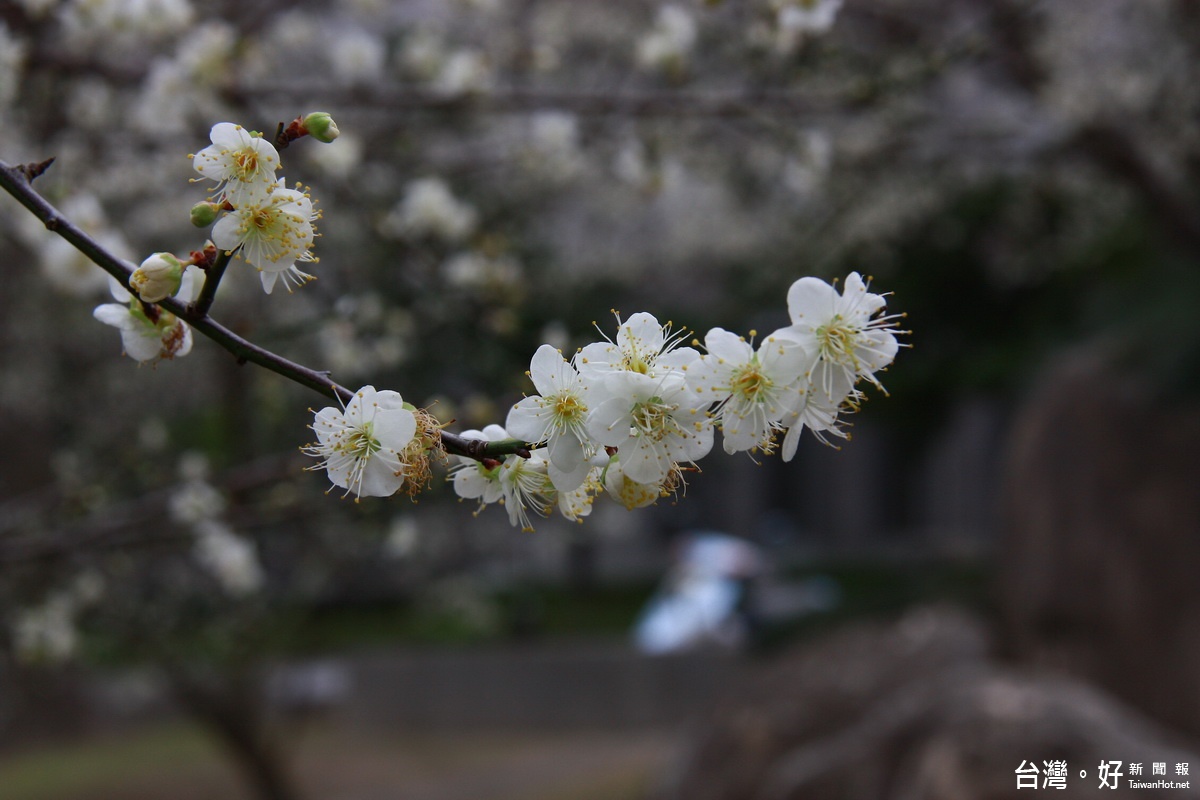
left=190, top=201, right=221, bottom=228
left=130, top=253, right=184, bottom=303
left=303, top=112, right=340, bottom=143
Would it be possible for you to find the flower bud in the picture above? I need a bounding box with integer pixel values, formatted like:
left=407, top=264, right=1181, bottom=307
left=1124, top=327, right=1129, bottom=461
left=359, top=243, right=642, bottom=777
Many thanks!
left=129, top=253, right=184, bottom=303
left=303, top=112, right=340, bottom=143
left=190, top=201, right=221, bottom=228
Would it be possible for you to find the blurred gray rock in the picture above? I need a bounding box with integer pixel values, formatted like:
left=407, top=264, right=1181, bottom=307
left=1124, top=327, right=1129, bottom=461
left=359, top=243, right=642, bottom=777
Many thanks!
left=656, top=606, right=1200, bottom=800
left=998, top=348, right=1200, bottom=738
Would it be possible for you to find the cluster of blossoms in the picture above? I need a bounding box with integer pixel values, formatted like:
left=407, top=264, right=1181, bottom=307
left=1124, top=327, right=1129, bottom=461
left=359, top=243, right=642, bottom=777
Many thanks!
left=91, top=114, right=335, bottom=363
left=71, top=114, right=905, bottom=534
left=191, top=117, right=330, bottom=294
left=303, top=273, right=903, bottom=532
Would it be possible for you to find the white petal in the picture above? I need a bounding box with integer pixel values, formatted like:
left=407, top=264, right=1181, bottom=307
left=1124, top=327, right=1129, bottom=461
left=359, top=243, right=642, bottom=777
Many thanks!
left=373, top=406, right=417, bottom=450
left=585, top=396, right=634, bottom=447
left=211, top=214, right=243, bottom=251
left=527, top=344, right=568, bottom=397
left=358, top=456, right=404, bottom=497
left=616, top=312, right=664, bottom=353
left=546, top=429, right=585, bottom=472
left=703, top=328, right=752, bottom=364
left=548, top=456, right=589, bottom=493
left=93, top=303, right=135, bottom=330
left=787, top=276, right=837, bottom=326
left=758, top=335, right=810, bottom=385
left=505, top=397, right=550, bottom=442
left=620, top=437, right=670, bottom=484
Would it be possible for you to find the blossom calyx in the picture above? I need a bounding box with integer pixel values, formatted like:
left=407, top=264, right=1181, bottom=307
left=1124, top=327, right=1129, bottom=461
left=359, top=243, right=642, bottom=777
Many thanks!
left=129, top=253, right=184, bottom=303
left=303, top=112, right=340, bottom=143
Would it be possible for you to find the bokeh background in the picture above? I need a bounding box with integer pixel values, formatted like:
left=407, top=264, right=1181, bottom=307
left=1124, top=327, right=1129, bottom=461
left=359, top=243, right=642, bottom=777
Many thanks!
left=2, top=0, right=1199, bottom=797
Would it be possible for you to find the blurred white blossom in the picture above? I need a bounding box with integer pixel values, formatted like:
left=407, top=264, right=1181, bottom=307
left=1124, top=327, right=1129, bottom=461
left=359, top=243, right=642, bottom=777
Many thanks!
left=432, top=49, right=492, bottom=96
left=14, top=594, right=78, bottom=663
left=400, top=28, right=447, bottom=79
left=327, top=27, right=387, bottom=83
left=60, top=0, right=195, bottom=43
left=170, top=478, right=228, bottom=525
left=193, top=520, right=264, bottom=596
left=636, top=5, right=697, bottom=75
left=442, top=250, right=522, bottom=291
left=304, top=133, right=364, bottom=179
left=524, top=112, right=584, bottom=180
left=380, top=178, right=478, bottom=243
left=384, top=515, right=421, bottom=559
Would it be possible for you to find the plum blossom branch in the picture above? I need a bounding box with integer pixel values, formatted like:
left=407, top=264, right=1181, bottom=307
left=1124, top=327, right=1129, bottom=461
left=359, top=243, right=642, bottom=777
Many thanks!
left=0, top=157, right=529, bottom=461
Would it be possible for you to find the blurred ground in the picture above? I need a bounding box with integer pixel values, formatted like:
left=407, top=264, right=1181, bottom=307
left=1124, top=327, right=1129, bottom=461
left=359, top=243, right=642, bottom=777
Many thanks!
left=0, top=721, right=678, bottom=800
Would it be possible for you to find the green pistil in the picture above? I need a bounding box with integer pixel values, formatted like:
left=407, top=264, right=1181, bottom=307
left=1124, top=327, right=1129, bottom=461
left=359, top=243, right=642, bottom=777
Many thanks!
left=553, top=393, right=586, bottom=422
left=731, top=360, right=769, bottom=401
left=234, top=150, right=260, bottom=181
left=816, top=315, right=857, bottom=364
left=339, top=423, right=380, bottom=458
left=632, top=397, right=673, bottom=438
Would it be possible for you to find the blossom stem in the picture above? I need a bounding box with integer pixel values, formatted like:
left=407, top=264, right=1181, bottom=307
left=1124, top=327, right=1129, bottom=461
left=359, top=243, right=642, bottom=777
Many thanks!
left=0, top=157, right=530, bottom=461
left=191, top=247, right=234, bottom=317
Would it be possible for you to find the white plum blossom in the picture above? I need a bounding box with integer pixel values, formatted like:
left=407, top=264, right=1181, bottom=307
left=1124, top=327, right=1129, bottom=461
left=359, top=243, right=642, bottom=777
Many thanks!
left=554, top=468, right=599, bottom=522
left=449, top=424, right=510, bottom=510
left=129, top=252, right=184, bottom=303
left=506, top=345, right=594, bottom=481
left=779, top=366, right=856, bottom=461
left=601, top=454, right=664, bottom=510
left=93, top=275, right=193, bottom=364
left=778, top=272, right=901, bottom=398
left=577, top=311, right=700, bottom=383
left=691, top=328, right=812, bottom=454
left=450, top=430, right=588, bottom=530
left=586, top=371, right=713, bottom=485
left=191, top=122, right=281, bottom=206
left=497, top=452, right=554, bottom=532
left=211, top=178, right=318, bottom=293
left=303, top=386, right=418, bottom=499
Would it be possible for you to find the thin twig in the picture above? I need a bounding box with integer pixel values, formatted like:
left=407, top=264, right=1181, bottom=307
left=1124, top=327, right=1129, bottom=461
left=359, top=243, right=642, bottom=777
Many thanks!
left=192, top=247, right=234, bottom=318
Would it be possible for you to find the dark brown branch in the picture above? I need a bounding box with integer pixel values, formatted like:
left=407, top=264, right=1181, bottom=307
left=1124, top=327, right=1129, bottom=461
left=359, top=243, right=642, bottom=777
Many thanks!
left=191, top=247, right=234, bottom=317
